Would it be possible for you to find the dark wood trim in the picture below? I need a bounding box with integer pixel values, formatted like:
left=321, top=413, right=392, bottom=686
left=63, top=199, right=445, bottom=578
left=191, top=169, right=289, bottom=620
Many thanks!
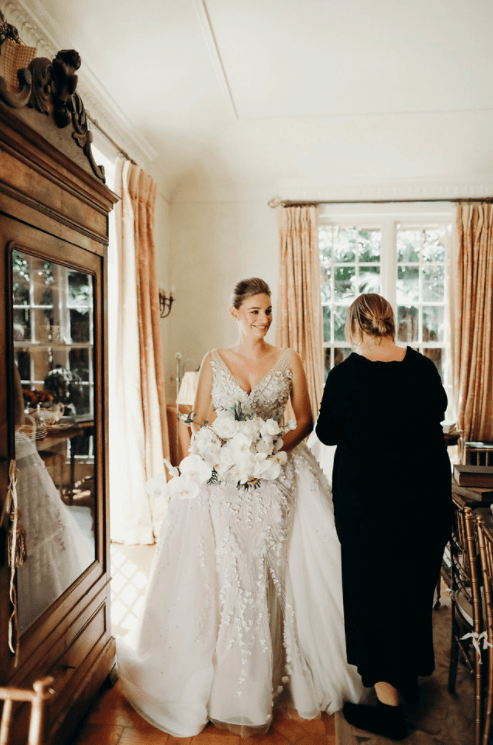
left=0, top=106, right=118, bottom=213
left=0, top=184, right=110, bottom=246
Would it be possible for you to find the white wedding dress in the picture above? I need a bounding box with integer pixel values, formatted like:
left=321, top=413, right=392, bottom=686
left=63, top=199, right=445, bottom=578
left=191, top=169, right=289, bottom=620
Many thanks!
left=117, top=349, right=363, bottom=737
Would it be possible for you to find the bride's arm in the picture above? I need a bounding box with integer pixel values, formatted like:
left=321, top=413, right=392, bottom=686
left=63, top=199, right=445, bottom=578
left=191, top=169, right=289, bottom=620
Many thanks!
left=279, top=351, right=313, bottom=452
left=191, top=352, right=214, bottom=434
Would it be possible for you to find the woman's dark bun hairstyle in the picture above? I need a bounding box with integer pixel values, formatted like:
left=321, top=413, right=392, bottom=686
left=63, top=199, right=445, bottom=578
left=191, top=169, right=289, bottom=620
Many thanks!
left=230, top=278, right=271, bottom=309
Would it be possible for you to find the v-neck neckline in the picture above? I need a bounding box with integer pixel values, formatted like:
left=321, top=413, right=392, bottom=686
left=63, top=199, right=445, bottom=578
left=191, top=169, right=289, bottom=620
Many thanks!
left=214, top=349, right=289, bottom=396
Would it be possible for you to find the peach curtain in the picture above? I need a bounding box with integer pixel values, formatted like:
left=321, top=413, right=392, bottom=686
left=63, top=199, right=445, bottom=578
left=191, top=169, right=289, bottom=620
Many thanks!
left=276, top=205, right=324, bottom=420
left=127, top=165, right=170, bottom=473
left=452, top=203, right=493, bottom=442
left=109, top=159, right=169, bottom=544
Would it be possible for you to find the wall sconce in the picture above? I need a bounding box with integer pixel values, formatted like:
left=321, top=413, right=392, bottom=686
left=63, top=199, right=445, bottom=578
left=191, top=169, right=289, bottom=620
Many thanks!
left=159, top=284, right=174, bottom=318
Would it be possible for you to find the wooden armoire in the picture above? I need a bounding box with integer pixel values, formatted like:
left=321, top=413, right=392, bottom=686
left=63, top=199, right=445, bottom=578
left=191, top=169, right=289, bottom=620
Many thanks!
left=0, top=43, right=117, bottom=744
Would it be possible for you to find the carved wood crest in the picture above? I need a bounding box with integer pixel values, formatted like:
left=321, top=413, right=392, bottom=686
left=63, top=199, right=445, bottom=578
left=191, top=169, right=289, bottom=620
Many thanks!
left=0, top=33, right=105, bottom=183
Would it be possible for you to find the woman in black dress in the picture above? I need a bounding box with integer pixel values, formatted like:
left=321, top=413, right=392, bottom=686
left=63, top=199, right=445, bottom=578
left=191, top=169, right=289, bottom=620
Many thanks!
left=316, top=293, right=451, bottom=741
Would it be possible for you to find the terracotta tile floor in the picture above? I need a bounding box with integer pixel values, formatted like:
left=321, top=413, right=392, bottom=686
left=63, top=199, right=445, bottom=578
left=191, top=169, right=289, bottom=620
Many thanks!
left=72, top=680, right=337, bottom=745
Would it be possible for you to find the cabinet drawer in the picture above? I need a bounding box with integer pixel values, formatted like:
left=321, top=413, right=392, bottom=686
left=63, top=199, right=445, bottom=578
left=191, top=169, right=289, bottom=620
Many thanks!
left=49, top=603, right=107, bottom=719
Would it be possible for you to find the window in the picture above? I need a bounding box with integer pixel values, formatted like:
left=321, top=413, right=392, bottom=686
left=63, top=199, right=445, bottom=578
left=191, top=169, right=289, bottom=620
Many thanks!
left=319, top=203, right=453, bottom=406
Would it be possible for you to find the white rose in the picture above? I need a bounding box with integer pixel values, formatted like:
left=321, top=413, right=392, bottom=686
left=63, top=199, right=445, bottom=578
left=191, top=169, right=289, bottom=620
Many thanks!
left=179, top=454, right=212, bottom=484
left=167, top=476, right=200, bottom=500
left=286, top=419, right=297, bottom=431
left=212, top=413, right=239, bottom=439
left=260, top=418, right=281, bottom=437
left=239, top=417, right=260, bottom=440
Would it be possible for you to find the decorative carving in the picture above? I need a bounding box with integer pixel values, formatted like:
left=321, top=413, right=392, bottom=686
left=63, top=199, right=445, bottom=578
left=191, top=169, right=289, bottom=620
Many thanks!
left=27, top=57, right=51, bottom=114
left=0, top=45, right=105, bottom=182
left=0, top=66, right=31, bottom=107
left=0, top=9, right=20, bottom=45
left=71, top=92, right=105, bottom=181
left=3, top=0, right=155, bottom=165
left=50, top=49, right=80, bottom=128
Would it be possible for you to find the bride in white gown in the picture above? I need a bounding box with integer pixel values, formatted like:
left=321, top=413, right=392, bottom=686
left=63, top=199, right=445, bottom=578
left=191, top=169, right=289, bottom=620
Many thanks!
left=117, top=277, right=363, bottom=737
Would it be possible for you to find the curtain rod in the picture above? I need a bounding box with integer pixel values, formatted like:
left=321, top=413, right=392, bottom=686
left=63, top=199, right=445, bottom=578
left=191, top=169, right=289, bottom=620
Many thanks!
left=268, top=197, right=493, bottom=208
left=87, top=113, right=138, bottom=166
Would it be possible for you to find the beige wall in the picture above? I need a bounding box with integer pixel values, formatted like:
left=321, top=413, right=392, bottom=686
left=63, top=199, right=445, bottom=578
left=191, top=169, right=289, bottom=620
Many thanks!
left=165, top=199, right=278, bottom=399
left=153, top=192, right=171, bottom=392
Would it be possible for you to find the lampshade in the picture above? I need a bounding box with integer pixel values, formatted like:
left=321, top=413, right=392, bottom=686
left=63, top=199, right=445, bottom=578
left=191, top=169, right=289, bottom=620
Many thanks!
left=176, top=371, right=199, bottom=406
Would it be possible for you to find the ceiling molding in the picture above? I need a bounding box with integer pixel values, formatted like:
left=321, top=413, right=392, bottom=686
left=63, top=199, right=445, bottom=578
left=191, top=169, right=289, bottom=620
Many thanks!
left=193, top=0, right=238, bottom=120
left=3, top=0, right=157, bottom=165
left=275, top=180, right=493, bottom=204
left=170, top=179, right=493, bottom=205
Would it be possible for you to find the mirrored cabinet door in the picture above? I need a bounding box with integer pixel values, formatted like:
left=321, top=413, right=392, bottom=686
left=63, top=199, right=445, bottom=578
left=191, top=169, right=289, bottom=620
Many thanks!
left=11, top=248, right=97, bottom=634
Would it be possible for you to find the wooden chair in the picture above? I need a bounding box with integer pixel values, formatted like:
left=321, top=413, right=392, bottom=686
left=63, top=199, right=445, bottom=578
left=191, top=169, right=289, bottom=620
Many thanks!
left=461, top=440, right=493, bottom=466
left=448, top=496, right=483, bottom=745
left=477, top=516, right=493, bottom=745
left=0, top=677, right=54, bottom=745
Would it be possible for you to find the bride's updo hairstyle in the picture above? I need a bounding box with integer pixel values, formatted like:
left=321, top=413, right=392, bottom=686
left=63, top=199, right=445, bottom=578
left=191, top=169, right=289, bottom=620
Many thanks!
left=230, top=277, right=271, bottom=309
left=345, top=293, right=396, bottom=346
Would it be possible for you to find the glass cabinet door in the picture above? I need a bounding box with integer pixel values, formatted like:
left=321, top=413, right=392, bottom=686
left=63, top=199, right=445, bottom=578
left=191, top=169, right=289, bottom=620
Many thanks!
left=11, top=248, right=97, bottom=635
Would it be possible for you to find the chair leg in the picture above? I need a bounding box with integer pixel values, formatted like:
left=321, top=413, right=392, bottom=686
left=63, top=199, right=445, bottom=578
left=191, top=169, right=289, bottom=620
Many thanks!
left=483, top=647, right=493, bottom=745
left=475, top=647, right=482, bottom=745
left=448, top=624, right=459, bottom=694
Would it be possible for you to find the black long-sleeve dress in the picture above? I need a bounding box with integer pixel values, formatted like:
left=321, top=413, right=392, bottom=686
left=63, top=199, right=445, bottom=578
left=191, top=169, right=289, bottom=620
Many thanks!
left=316, top=347, right=451, bottom=698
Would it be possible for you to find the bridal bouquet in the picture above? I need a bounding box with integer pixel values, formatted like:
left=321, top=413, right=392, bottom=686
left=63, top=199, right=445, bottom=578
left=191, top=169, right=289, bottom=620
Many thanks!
left=147, top=402, right=295, bottom=502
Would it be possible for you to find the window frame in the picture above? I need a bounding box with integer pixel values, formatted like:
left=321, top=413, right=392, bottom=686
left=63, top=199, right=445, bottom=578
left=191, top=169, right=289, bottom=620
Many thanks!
left=318, top=202, right=454, bottom=409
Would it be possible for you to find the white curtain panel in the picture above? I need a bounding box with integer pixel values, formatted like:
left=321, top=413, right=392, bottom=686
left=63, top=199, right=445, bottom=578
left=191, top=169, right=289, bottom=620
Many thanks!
left=108, top=158, right=156, bottom=544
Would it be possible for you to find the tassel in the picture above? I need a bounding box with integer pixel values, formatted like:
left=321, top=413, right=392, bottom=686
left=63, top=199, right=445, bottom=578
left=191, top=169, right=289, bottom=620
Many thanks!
left=1, top=460, right=25, bottom=664
left=7, top=512, right=27, bottom=566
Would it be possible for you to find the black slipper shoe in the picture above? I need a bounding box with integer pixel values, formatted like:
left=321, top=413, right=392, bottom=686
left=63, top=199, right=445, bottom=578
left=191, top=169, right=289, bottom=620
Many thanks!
left=343, top=700, right=407, bottom=741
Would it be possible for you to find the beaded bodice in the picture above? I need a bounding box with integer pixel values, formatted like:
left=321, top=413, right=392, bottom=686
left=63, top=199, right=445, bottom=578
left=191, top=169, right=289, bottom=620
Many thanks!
left=210, top=348, right=292, bottom=420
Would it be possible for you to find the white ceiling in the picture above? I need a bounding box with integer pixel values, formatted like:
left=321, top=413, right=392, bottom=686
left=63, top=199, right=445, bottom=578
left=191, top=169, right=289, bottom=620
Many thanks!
left=20, top=0, right=493, bottom=197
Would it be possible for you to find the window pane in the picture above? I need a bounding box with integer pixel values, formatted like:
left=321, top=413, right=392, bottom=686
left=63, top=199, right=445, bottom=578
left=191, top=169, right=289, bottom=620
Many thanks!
left=32, top=348, right=51, bottom=385
left=322, top=306, right=331, bottom=342
left=398, top=305, right=418, bottom=342
left=422, top=266, right=444, bottom=302
left=334, top=306, right=348, bottom=341
left=70, top=348, right=90, bottom=382
left=334, top=266, right=356, bottom=303
left=13, top=308, right=31, bottom=341
left=15, top=349, right=30, bottom=382
left=423, top=306, right=445, bottom=342
left=13, top=282, right=29, bottom=306
left=334, top=227, right=356, bottom=263
left=358, top=228, right=381, bottom=262
left=397, top=266, right=419, bottom=303
left=319, top=226, right=333, bottom=263
left=422, top=227, right=446, bottom=262
left=320, top=266, right=331, bottom=303
left=324, top=348, right=332, bottom=378
left=358, top=266, right=380, bottom=294
left=397, top=228, right=420, bottom=262
left=34, top=308, right=51, bottom=342
left=68, top=271, right=92, bottom=307
left=70, top=309, right=91, bottom=343
left=76, top=384, right=91, bottom=416
left=334, top=347, right=352, bottom=366
left=424, top=348, right=443, bottom=379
